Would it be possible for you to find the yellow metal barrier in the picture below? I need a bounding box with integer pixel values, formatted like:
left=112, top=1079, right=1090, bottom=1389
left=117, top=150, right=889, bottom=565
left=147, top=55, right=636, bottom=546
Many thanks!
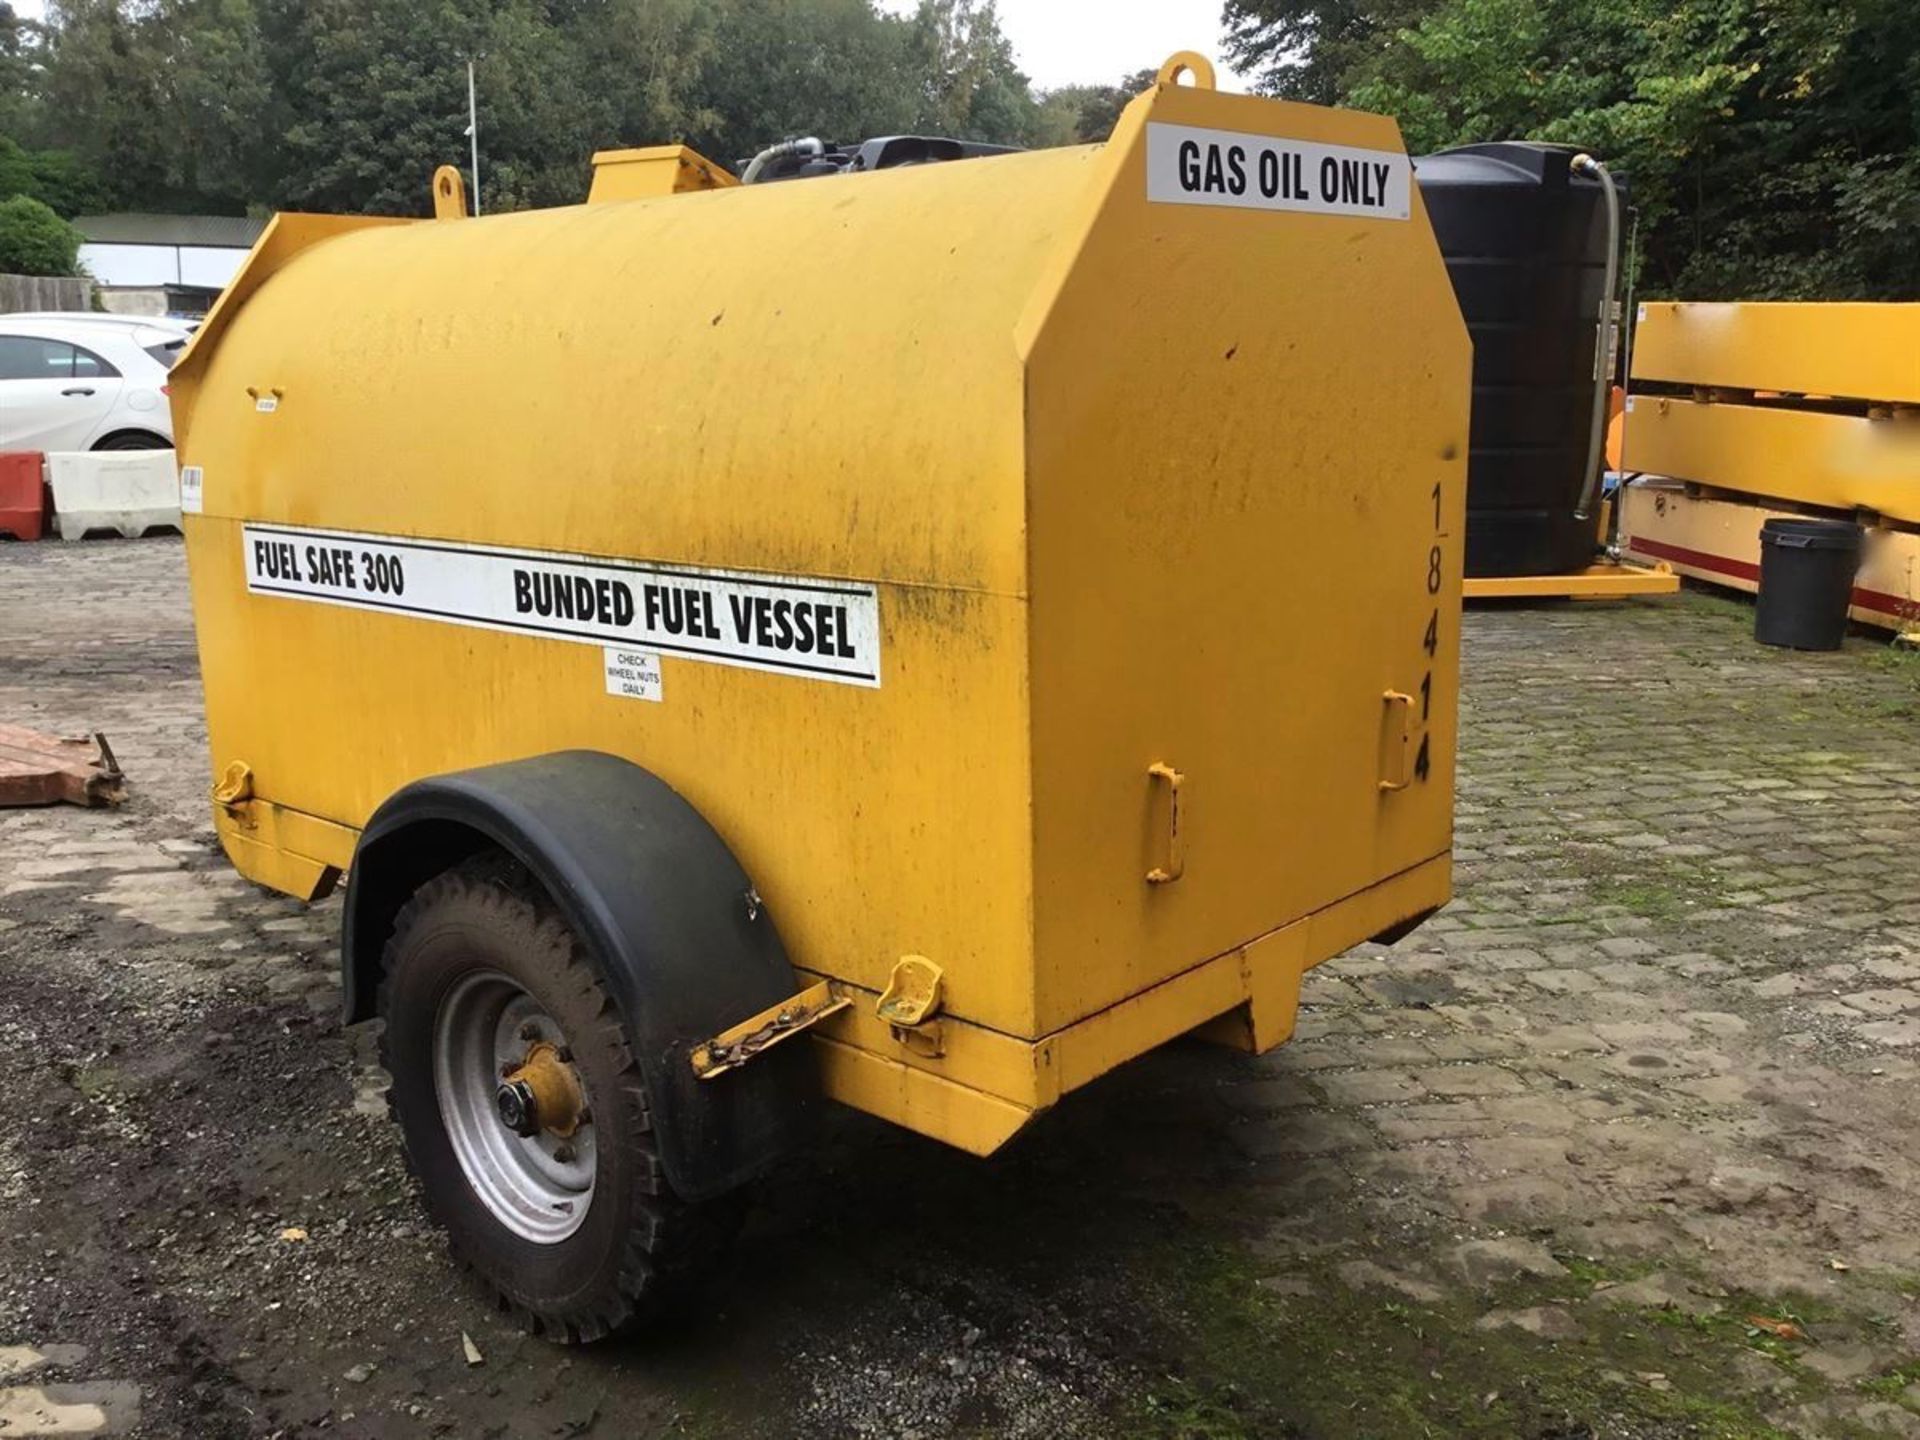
left=1626, top=302, right=1920, bottom=520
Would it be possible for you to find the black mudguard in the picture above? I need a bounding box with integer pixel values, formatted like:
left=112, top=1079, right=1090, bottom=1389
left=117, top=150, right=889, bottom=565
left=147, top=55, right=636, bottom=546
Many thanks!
left=341, top=751, right=812, bottom=1202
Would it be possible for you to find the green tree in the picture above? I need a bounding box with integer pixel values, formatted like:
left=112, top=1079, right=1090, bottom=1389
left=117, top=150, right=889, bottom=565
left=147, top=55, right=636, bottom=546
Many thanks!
left=902, top=0, right=1037, bottom=143
left=159, top=0, right=273, bottom=210
left=698, top=0, right=918, bottom=164
left=0, top=192, right=82, bottom=273
left=1224, top=0, right=1440, bottom=104
left=258, top=0, right=480, bottom=214
left=35, top=0, right=268, bottom=212
left=37, top=0, right=168, bottom=206
left=24, top=148, right=109, bottom=214
left=1229, top=0, right=1920, bottom=299
left=13, top=0, right=1046, bottom=218
left=0, top=2, right=41, bottom=138
left=1033, top=67, right=1155, bottom=146
left=0, top=136, right=108, bottom=215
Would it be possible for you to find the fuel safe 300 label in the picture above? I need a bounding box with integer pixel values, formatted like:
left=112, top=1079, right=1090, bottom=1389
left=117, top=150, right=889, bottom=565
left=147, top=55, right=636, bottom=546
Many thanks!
left=1145, top=121, right=1410, bottom=221
left=241, top=523, right=881, bottom=687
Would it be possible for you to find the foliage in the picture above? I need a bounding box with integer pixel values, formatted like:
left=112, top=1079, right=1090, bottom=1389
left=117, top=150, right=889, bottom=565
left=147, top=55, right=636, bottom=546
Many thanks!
left=1226, top=0, right=1920, bottom=299
left=0, top=136, right=109, bottom=214
left=1034, top=68, right=1155, bottom=146
left=0, top=192, right=83, bottom=273
left=1224, top=0, right=1439, bottom=105
left=1, top=0, right=1047, bottom=218
left=0, top=2, right=38, bottom=137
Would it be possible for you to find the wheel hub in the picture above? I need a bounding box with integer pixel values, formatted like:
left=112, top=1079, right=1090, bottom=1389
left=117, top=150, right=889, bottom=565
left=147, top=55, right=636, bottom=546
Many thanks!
left=495, top=1041, right=586, bottom=1138
left=433, top=971, right=597, bottom=1244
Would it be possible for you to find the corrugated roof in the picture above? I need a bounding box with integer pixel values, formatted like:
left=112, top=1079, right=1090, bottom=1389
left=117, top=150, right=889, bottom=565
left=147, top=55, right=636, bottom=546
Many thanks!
left=73, top=213, right=269, bottom=249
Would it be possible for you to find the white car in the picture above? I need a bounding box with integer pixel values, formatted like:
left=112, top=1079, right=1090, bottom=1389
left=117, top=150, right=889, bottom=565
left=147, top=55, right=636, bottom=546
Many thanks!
left=0, top=315, right=187, bottom=452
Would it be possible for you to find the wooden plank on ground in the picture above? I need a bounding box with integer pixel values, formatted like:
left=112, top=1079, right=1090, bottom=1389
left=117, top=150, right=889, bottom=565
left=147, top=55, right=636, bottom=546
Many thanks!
left=0, top=726, right=124, bottom=808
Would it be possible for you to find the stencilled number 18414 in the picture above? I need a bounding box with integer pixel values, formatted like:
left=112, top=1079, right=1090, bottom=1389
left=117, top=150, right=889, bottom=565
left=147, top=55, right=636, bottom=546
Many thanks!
left=1413, top=481, right=1444, bottom=783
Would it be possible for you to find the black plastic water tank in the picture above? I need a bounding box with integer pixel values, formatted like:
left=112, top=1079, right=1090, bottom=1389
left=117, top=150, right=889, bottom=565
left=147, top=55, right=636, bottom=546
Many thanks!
left=1416, top=142, right=1614, bottom=577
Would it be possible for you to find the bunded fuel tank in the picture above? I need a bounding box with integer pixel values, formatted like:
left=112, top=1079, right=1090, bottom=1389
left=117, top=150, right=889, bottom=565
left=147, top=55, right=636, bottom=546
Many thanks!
left=172, top=63, right=1471, bottom=1149
left=1416, top=142, right=1613, bottom=577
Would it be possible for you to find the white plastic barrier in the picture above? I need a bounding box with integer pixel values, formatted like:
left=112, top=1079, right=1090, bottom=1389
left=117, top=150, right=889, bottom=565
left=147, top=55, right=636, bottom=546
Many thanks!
left=47, top=450, right=181, bottom=541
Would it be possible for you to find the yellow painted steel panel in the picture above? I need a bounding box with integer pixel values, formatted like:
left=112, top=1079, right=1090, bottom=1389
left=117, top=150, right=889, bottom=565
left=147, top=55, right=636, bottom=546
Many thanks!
left=813, top=1037, right=1035, bottom=1157
left=1632, top=302, right=1920, bottom=404
left=1021, top=83, right=1467, bottom=1034
left=1624, top=396, right=1920, bottom=523
left=175, top=69, right=1468, bottom=1151
left=185, top=514, right=1040, bottom=1034
left=586, top=145, right=737, bottom=201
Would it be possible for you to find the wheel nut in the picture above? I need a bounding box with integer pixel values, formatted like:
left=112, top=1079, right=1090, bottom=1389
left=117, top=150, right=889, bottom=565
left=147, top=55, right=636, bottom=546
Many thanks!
left=518, top=1021, right=540, bottom=1042
left=495, top=1079, right=540, bottom=1137
left=553, top=1142, right=576, bottom=1163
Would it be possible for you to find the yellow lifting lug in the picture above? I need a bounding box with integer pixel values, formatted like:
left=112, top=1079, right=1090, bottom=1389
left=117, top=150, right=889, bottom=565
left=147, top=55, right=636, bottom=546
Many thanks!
left=876, top=955, right=946, bottom=1058
left=1155, top=51, right=1216, bottom=90
left=689, top=979, right=850, bottom=1081
left=431, top=165, right=469, bottom=221
left=211, top=760, right=254, bottom=819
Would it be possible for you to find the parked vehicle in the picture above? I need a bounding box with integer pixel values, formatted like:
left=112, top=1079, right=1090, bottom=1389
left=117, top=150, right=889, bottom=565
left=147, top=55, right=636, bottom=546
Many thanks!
left=0, top=315, right=184, bottom=452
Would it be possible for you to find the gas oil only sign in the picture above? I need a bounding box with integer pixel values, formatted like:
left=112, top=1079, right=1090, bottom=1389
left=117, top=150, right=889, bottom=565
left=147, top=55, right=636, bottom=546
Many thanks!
left=241, top=523, right=881, bottom=687
left=1146, top=121, right=1410, bottom=220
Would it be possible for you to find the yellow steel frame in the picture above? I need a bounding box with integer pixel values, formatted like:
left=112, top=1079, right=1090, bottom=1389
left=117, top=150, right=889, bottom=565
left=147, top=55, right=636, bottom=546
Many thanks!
left=217, top=793, right=1449, bottom=1156
left=1624, top=303, right=1920, bottom=525
left=1624, top=394, right=1920, bottom=524
left=801, top=852, right=1450, bottom=1155
left=1633, top=302, right=1920, bottom=404
left=1462, top=562, right=1677, bottom=601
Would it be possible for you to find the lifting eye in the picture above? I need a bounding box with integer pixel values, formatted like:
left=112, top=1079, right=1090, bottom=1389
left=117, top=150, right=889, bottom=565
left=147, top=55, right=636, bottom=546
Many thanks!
left=431, top=164, right=470, bottom=221
left=1155, top=51, right=1217, bottom=91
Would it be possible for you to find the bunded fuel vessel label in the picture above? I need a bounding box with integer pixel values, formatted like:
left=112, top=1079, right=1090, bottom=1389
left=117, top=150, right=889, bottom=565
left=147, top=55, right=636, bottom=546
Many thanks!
left=240, top=523, right=881, bottom=687
left=178, top=465, right=204, bottom=515
left=1145, top=122, right=1410, bottom=221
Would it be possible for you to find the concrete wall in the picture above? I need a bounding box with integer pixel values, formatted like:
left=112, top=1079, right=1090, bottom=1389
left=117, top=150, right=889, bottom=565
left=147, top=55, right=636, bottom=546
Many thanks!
left=0, top=273, right=94, bottom=312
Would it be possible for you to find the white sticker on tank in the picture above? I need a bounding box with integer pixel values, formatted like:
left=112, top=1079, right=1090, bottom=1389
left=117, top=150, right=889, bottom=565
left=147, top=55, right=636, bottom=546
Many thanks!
left=1145, top=122, right=1410, bottom=220
left=178, top=465, right=204, bottom=515
left=603, top=646, right=663, bottom=703
left=254, top=395, right=278, bottom=413
left=240, top=523, right=882, bottom=688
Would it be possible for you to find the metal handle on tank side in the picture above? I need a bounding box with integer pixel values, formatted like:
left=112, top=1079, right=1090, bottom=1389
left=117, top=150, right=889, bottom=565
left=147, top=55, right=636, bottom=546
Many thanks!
left=1377, top=692, right=1415, bottom=793
left=1570, top=153, right=1620, bottom=523
left=1145, top=762, right=1186, bottom=884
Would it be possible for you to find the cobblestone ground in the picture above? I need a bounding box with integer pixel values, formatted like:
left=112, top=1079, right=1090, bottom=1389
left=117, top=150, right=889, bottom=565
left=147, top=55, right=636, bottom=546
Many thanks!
left=5, top=537, right=1920, bottom=1439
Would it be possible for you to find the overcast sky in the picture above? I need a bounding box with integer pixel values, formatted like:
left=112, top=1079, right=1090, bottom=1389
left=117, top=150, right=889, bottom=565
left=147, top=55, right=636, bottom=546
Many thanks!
left=882, top=0, right=1252, bottom=92
left=12, top=0, right=1253, bottom=93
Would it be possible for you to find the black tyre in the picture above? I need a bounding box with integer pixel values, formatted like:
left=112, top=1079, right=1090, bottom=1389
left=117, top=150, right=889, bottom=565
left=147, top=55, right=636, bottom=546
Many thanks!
left=91, top=431, right=171, bottom=451
left=379, top=854, right=714, bottom=1341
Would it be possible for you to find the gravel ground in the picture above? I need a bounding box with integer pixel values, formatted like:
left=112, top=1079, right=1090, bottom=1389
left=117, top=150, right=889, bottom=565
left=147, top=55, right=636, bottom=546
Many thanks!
left=6, top=537, right=1920, bottom=1439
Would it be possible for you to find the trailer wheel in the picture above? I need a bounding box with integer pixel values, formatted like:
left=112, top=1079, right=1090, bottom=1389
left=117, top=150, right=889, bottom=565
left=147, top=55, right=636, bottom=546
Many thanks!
left=378, top=854, right=714, bottom=1341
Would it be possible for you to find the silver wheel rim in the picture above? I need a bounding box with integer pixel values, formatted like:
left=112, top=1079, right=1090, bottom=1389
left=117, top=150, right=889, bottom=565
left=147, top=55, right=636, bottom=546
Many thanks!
left=433, top=969, right=595, bottom=1243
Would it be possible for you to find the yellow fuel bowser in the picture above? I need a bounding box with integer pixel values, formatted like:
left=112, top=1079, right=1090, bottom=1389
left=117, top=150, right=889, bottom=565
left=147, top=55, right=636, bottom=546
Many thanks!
left=173, top=55, right=1470, bottom=1341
